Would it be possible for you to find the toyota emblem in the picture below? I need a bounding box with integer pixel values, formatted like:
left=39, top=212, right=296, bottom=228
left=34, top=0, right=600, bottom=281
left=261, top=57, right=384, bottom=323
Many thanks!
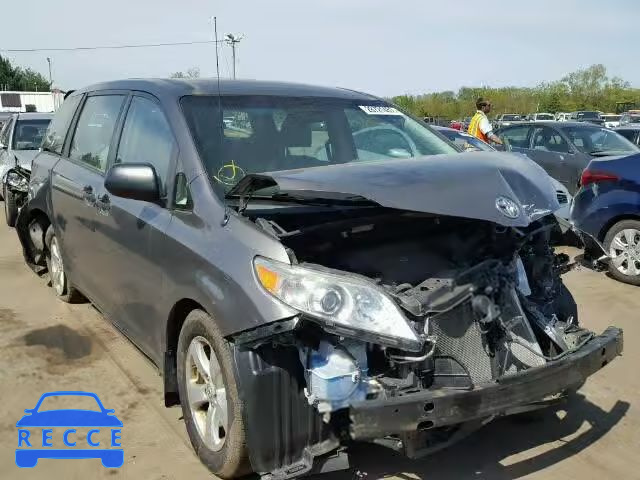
left=495, top=196, right=520, bottom=219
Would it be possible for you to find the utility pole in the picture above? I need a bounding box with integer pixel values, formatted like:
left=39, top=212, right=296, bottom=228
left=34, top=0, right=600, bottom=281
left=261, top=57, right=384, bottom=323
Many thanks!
left=46, top=57, right=53, bottom=88
left=224, top=33, right=244, bottom=79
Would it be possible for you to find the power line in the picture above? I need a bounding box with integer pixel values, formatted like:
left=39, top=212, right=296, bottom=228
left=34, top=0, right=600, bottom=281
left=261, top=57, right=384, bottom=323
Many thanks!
left=0, top=39, right=224, bottom=53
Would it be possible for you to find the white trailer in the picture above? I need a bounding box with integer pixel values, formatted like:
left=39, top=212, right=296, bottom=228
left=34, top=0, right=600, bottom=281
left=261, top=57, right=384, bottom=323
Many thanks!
left=0, top=90, right=64, bottom=113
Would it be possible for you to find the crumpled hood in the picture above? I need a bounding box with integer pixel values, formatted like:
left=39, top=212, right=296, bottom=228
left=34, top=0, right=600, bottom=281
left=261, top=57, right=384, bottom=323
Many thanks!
left=233, top=152, right=560, bottom=227
left=12, top=150, right=38, bottom=171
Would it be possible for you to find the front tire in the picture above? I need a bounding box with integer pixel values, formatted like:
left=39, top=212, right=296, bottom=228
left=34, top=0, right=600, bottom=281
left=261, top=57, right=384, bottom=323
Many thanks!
left=603, top=220, right=640, bottom=286
left=177, top=310, right=250, bottom=478
left=44, top=226, right=84, bottom=303
left=4, top=186, right=18, bottom=227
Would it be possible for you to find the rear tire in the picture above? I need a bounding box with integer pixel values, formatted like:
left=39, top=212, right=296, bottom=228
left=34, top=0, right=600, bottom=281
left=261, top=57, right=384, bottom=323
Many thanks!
left=603, top=220, right=640, bottom=286
left=4, top=186, right=18, bottom=227
left=44, top=226, right=84, bottom=303
left=177, top=309, right=251, bottom=478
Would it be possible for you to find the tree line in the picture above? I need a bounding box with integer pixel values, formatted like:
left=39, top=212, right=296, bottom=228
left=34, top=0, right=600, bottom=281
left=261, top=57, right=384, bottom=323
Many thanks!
left=0, top=55, right=50, bottom=91
left=392, top=64, right=640, bottom=120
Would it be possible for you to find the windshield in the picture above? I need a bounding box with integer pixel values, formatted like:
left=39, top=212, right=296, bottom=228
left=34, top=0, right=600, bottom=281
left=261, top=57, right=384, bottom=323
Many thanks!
left=12, top=119, right=50, bottom=150
left=502, top=114, right=520, bottom=121
left=602, top=115, right=621, bottom=121
left=561, top=125, right=639, bottom=154
left=536, top=114, right=554, bottom=120
left=577, top=111, right=600, bottom=120
left=181, top=95, right=457, bottom=193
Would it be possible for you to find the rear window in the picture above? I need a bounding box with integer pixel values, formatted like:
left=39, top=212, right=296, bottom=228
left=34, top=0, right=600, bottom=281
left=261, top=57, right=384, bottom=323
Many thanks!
left=12, top=119, right=50, bottom=150
left=536, top=114, right=554, bottom=120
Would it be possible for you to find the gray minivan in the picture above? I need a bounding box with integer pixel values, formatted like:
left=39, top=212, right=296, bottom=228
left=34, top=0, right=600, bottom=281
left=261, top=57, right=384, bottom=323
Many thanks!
left=16, top=79, right=622, bottom=479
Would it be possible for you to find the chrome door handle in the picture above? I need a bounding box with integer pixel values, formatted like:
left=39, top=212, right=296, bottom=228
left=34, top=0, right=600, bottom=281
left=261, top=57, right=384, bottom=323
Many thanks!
left=96, top=194, right=111, bottom=216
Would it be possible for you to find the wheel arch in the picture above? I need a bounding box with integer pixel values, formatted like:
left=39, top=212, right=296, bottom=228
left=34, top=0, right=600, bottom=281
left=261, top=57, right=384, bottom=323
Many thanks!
left=163, top=298, right=207, bottom=407
left=16, top=206, right=52, bottom=268
left=598, top=214, right=640, bottom=242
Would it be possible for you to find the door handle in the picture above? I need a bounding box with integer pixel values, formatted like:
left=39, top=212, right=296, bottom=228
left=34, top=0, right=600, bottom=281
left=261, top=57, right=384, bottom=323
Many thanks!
left=82, top=185, right=96, bottom=206
left=96, top=193, right=111, bottom=216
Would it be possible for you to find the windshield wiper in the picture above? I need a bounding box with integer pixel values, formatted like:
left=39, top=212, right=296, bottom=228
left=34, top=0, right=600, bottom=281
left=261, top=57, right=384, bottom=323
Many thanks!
left=228, top=191, right=375, bottom=216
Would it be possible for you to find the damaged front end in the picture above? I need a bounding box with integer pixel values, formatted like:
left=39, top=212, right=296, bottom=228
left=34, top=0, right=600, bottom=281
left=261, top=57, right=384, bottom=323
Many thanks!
left=231, top=208, right=623, bottom=479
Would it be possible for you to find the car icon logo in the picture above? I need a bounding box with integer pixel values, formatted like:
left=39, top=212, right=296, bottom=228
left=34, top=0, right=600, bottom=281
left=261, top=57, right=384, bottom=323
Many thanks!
left=15, top=391, right=123, bottom=468
left=495, top=196, right=520, bottom=219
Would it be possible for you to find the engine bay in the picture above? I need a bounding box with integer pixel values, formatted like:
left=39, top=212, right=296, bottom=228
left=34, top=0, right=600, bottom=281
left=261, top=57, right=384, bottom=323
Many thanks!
left=241, top=206, right=592, bottom=418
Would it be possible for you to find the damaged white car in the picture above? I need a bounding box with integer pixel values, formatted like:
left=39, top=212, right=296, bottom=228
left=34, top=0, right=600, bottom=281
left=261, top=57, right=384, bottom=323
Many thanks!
left=16, top=80, right=623, bottom=479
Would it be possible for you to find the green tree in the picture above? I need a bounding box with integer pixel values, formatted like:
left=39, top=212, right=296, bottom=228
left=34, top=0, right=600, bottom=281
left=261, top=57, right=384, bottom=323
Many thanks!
left=390, top=65, right=640, bottom=119
left=0, top=55, right=49, bottom=91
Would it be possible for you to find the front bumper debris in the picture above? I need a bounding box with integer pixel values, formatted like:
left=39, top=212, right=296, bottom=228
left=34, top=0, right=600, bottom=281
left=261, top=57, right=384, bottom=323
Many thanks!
left=350, top=327, right=623, bottom=439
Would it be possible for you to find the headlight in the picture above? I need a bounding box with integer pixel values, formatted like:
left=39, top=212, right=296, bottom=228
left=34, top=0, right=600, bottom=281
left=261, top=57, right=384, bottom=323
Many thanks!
left=254, top=257, right=422, bottom=351
left=6, top=172, right=28, bottom=192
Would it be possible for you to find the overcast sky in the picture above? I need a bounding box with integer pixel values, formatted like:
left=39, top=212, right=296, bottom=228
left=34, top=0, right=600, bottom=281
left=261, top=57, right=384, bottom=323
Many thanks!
left=2, top=0, right=638, bottom=97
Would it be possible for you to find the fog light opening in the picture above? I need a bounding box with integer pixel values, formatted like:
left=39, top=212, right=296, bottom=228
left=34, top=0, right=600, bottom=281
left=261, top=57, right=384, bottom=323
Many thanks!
left=417, top=420, right=434, bottom=430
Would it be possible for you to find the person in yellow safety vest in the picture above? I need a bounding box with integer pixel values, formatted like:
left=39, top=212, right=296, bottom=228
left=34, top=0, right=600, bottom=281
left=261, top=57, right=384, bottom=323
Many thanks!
left=468, top=98, right=503, bottom=145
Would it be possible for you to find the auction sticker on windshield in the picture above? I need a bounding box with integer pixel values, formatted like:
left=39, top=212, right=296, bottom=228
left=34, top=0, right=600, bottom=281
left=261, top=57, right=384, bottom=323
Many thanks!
left=359, top=105, right=402, bottom=115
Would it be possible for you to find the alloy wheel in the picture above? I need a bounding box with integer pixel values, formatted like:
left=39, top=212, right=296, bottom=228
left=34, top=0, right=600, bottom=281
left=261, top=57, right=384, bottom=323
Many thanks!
left=185, top=336, right=228, bottom=452
left=609, top=228, right=640, bottom=277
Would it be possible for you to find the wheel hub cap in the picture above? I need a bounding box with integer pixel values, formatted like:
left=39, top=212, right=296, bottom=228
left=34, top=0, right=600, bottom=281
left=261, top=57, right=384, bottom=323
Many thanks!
left=185, top=336, right=228, bottom=451
left=609, top=229, right=640, bottom=276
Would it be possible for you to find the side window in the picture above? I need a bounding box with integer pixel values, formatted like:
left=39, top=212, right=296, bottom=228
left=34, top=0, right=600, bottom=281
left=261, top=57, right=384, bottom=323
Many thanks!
left=69, top=95, right=124, bottom=171
left=532, top=127, right=569, bottom=153
left=115, top=96, right=176, bottom=189
left=499, top=126, right=532, bottom=149
left=42, top=95, right=82, bottom=155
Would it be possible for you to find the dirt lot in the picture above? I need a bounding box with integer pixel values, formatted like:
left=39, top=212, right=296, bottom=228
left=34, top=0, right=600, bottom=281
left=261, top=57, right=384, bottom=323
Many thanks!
left=0, top=220, right=638, bottom=480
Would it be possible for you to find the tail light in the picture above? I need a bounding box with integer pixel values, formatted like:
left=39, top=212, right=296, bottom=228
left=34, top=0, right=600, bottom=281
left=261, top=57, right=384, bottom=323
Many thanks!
left=580, top=169, right=619, bottom=187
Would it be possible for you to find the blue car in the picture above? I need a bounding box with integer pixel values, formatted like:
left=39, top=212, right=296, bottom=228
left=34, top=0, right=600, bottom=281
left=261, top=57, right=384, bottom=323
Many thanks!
left=16, top=391, right=123, bottom=468
left=571, top=152, right=640, bottom=285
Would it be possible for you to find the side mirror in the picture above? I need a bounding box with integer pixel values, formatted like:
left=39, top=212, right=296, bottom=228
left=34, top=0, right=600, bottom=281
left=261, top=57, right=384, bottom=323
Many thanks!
left=104, top=163, right=161, bottom=203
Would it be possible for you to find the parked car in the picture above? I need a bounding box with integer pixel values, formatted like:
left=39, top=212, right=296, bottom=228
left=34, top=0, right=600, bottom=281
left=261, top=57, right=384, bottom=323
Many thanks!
left=601, top=114, right=621, bottom=129
left=449, top=119, right=462, bottom=130
left=0, top=113, right=53, bottom=224
left=496, top=121, right=639, bottom=194
left=571, top=153, right=640, bottom=285
left=525, top=113, right=555, bottom=122
left=555, top=112, right=571, bottom=122
left=461, top=116, right=472, bottom=130
left=614, top=125, right=640, bottom=146
left=619, top=112, right=640, bottom=126
left=494, top=113, right=522, bottom=129
left=570, top=111, right=605, bottom=126
left=422, top=116, right=449, bottom=127
left=15, top=79, right=622, bottom=479
left=434, top=126, right=573, bottom=221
